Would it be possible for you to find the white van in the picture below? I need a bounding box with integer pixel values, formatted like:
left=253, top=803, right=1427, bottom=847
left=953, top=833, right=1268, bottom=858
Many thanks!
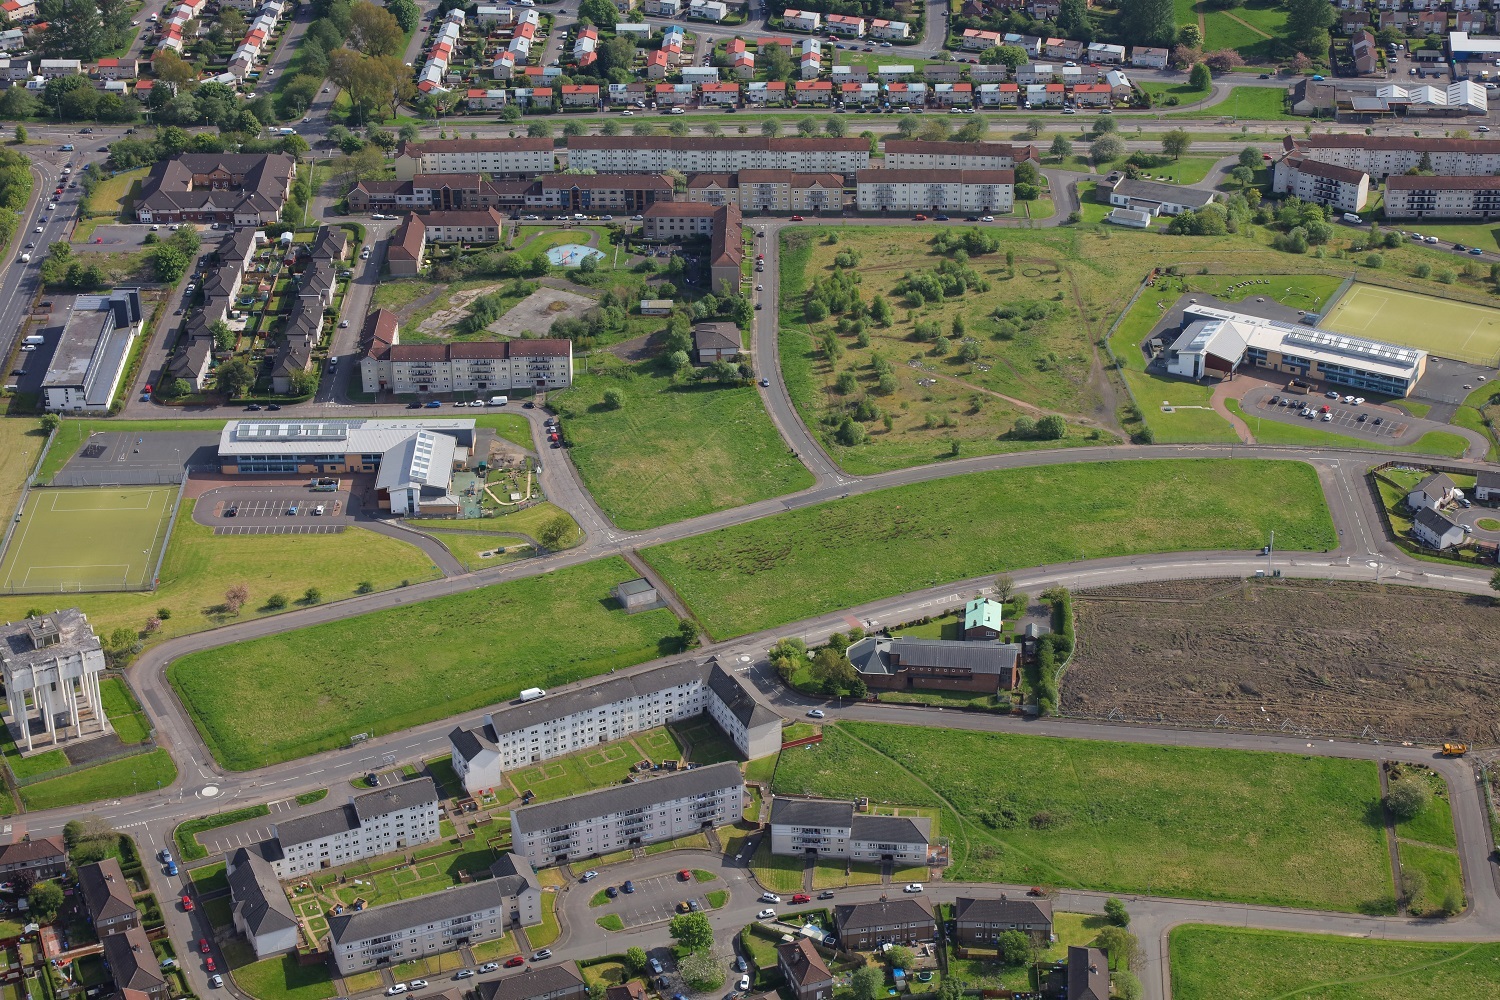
left=19, top=253, right=29, bottom=263
left=488, top=395, right=508, bottom=406
left=519, top=687, right=546, bottom=702
left=1342, top=212, right=1362, bottom=224
left=23, top=335, right=44, bottom=345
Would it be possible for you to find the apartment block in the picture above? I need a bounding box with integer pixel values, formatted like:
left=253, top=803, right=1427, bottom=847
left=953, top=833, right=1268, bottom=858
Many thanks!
left=509, top=762, right=744, bottom=864
left=395, top=138, right=556, bottom=180
left=855, top=169, right=1015, bottom=214
left=360, top=331, right=573, bottom=396
left=565, top=137, right=870, bottom=176
left=1276, top=133, right=1500, bottom=182
left=266, top=779, right=442, bottom=878
left=769, top=797, right=932, bottom=865
left=227, top=846, right=300, bottom=959
left=531, top=173, right=674, bottom=212
left=833, top=898, right=936, bottom=950
left=953, top=895, right=1054, bottom=947
left=686, top=170, right=844, bottom=213
left=1275, top=155, right=1369, bottom=213
left=448, top=660, right=777, bottom=795
left=1384, top=173, right=1500, bottom=218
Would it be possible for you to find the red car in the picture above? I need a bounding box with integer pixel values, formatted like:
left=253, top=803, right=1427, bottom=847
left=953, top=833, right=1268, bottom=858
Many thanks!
left=181, top=894, right=194, bottom=912
left=205, top=957, right=216, bottom=973
left=677, top=870, right=692, bottom=881
left=790, top=893, right=811, bottom=904
left=789, top=215, right=804, bottom=222
left=504, top=957, right=525, bottom=969
left=199, top=939, right=211, bottom=955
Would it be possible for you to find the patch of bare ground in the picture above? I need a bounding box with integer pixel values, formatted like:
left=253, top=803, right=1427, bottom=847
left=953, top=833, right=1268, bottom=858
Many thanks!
left=1063, top=578, right=1500, bottom=744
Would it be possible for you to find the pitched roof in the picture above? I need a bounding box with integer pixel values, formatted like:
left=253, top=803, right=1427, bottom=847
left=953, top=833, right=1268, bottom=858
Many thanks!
left=1411, top=472, right=1455, bottom=500
left=275, top=779, right=436, bottom=848
left=855, top=169, right=1015, bottom=185
left=0, top=836, right=66, bottom=866
left=78, top=859, right=137, bottom=924
left=400, top=138, right=554, bottom=157
left=390, top=214, right=427, bottom=263
left=851, top=813, right=930, bottom=844
left=954, top=895, right=1053, bottom=926
left=328, top=879, right=508, bottom=945
left=568, top=136, right=867, bottom=153
left=227, top=847, right=298, bottom=936
left=1387, top=173, right=1500, bottom=191
left=136, top=153, right=294, bottom=219
left=1067, top=946, right=1109, bottom=1000
left=834, top=896, right=935, bottom=933
left=488, top=853, right=538, bottom=898
left=693, top=322, right=741, bottom=353
left=361, top=308, right=399, bottom=360
left=706, top=660, right=779, bottom=729
left=770, top=796, right=855, bottom=829
left=1413, top=505, right=1461, bottom=537
left=101, top=927, right=166, bottom=994
left=1284, top=156, right=1367, bottom=184
left=777, top=938, right=832, bottom=986
left=477, top=965, right=586, bottom=1000
left=511, top=761, right=742, bottom=832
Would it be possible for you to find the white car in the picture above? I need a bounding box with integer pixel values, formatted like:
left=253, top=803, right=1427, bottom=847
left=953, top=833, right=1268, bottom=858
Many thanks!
left=757, top=909, right=777, bottom=920
left=621, top=109, right=635, bottom=115
left=981, top=215, right=995, bottom=222
left=807, top=709, right=825, bottom=719
left=737, top=976, right=750, bottom=992
left=1342, top=395, right=1355, bottom=403
left=313, top=505, right=325, bottom=516
left=755, top=284, right=763, bottom=291
left=34, top=226, right=42, bottom=233
left=581, top=870, right=599, bottom=882
left=386, top=986, right=408, bottom=996
left=478, top=963, right=500, bottom=973
left=409, top=981, right=428, bottom=991
left=760, top=892, right=781, bottom=903
left=903, top=883, right=924, bottom=893
left=46, top=203, right=55, bottom=210
left=1322, top=413, right=1332, bottom=422
left=1354, top=397, right=1365, bottom=405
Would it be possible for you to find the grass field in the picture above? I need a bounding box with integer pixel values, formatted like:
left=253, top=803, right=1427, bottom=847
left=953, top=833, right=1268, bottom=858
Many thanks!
left=1169, top=927, right=1500, bottom=1000
left=0, top=419, right=45, bottom=521
left=643, top=459, right=1335, bottom=640
left=552, top=357, right=813, bottom=530
left=0, top=498, right=441, bottom=651
left=0, top=486, right=175, bottom=592
left=99, top=676, right=151, bottom=744
left=1322, top=284, right=1500, bottom=366
left=19, top=748, right=177, bottom=811
left=1168, top=86, right=1297, bottom=120
left=439, top=502, right=581, bottom=548
left=1225, top=401, right=1471, bottom=457
left=167, top=556, right=681, bottom=769
left=509, top=726, right=684, bottom=801
left=422, top=531, right=534, bottom=573
left=773, top=723, right=1393, bottom=912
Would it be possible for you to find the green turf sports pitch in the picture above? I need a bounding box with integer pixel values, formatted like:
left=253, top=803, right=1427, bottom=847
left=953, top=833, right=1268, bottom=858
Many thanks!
left=0, top=487, right=175, bottom=593
left=1321, top=284, right=1500, bottom=366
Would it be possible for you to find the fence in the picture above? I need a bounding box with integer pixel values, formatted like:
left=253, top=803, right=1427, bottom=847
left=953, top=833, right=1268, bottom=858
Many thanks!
left=780, top=733, right=824, bottom=751
left=10, top=739, right=159, bottom=787
left=49, top=468, right=187, bottom=487
left=0, top=580, right=156, bottom=595
left=149, top=477, right=190, bottom=590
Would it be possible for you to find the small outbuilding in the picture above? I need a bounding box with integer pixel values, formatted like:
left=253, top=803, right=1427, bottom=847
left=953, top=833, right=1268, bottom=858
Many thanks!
left=613, top=578, right=660, bottom=611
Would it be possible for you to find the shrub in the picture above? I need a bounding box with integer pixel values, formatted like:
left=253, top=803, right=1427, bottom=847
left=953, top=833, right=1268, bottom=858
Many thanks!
left=1386, top=779, right=1430, bottom=821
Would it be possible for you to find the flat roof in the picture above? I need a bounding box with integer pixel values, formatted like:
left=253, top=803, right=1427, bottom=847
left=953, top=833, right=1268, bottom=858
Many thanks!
left=218, top=418, right=475, bottom=456
left=1180, top=303, right=1425, bottom=380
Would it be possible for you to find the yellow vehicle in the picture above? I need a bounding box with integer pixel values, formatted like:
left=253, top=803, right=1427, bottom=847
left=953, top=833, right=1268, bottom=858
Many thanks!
left=1442, top=743, right=1469, bottom=757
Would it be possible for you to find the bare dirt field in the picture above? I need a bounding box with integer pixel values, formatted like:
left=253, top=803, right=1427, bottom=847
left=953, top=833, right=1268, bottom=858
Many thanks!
left=1063, top=578, right=1500, bottom=744
left=487, top=287, right=598, bottom=339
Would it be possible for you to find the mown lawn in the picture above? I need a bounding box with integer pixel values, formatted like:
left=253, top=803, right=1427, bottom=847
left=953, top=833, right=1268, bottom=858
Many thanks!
left=1169, top=927, right=1500, bottom=1000
left=99, top=676, right=150, bottom=744
left=0, top=499, right=442, bottom=650
left=1168, top=85, right=1297, bottom=120
left=1225, top=401, right=1471, bottom=458
left=774, top=723, right=1392, bottom=913
left=20, top=749, right=178, bottom=811
left=0, top=419, right=46, bottom=521
left=643, top=459, right=1335, bottom=640
left=167, top=557, right=681, bottom=769
left=552, top=357, right=813, bottom=530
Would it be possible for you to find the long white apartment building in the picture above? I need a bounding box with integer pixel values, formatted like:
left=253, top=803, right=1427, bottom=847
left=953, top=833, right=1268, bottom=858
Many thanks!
left=855, top=169, right=1015, bottom=214
left=1275, top=133, right=1500, bottom=183
left=882, top=140, right=1034, bottom=171
left=565, top=137, right=870, bottom=176
left=509, top=761, right=744, bottom=864
left=395, top=138, right=557, bottom=180
left=1384, top=173, right=1500, bottom=219
left=264, top=779, right=442, bottom=878
left=448, top=660, right=780, bottom=796
left=1276, top=155, right=1370, bottom=213
left=769, top=797, right=932, bottom=865
left=359, top=314, right=574, bottom=395
left=326, top=854, right=540, bottom=974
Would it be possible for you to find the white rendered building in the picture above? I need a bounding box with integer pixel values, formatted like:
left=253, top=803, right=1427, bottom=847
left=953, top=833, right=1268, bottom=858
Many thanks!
left=855, top=169, right=1015, bottom=213
left=327, top=866, right=520, bottom=973
left=882, top=140, right=1027, bottom=171
left=394, top=138, right=556, bottom=180
left=565, top=137, right=870, bottom=176
left=267, top=779, right=442, bottom=878
left=769, top=797, right=932, bottom=864
left=1, top=611, right=109, bottom=753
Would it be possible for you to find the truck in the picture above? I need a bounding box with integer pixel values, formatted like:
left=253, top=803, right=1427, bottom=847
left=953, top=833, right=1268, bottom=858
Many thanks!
left=18, top=253, right=29, bottom=263
left=1442, top=743, right=1468, bottom=757
left=519, top=687, right=546, bottom=703
left=278, top=127, right=296, bottom=135
left=488, top=395, right=508, bottom=406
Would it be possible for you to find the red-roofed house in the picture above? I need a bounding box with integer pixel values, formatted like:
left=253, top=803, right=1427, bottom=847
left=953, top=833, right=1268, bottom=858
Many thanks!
left=795, top=79, right=834, bottom=105
left=1071, top=83, right=1112, bottom=106
left=700, top=81, right=740, bottom=105
left=562, top=83, right=600, bottom=107
left=646, top=49, right=669, bottom=78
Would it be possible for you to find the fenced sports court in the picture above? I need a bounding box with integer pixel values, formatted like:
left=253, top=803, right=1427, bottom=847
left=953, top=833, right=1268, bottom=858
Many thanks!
left=0, top=486, right=176, bottom=593
left=1321, top=284, right=1500, bottom=366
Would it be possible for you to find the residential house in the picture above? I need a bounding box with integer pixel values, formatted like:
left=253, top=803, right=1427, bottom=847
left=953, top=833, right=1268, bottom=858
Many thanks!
left=561, top=84, right=600, bottom=107
left=1096, top=173, right=1217, bottom=216
left=1068, top=947, right=1110, bottom=1000
left=1131, top=46, right=1169, bottom=68
left=962, top=598, right=1005, bottom=640
left=1341, top=10, right=1370, bottom=33
left=962, top=28, right=1002, bottom=50
left=701, top=81, right=741, bottom=105
left=782, top=8, right=821, bottom=31
left=870, top=19, right=910, bottom=40
left=1071, top=83, right=1112, bottom=106
left=845, top=634, right=1021, bottom=692
left=1406, top=473, right=1456, bottom=511
left=1414, top=10, right=1448, bottom=34
left=1351, top=30, right=1378, bottom=75
left=833, top=898, right=936, bottom=950
left=778, top=939, right=833, bottom=1000
left=477, top=964, right=588, bottom=1000
left=78, top=859, right=139, bottom=938
left=827, top=13, right=865, bottom=36
left=933, top=82, right=974, bottom=106
left=1475, top=470, right=1500, bottom=504
left=746, top=81, right=787, bottom=105
left=693, top=322, right=741, bottom=363
left=0, top=837, right=68, bottom=880
left=953, top=895, right=1053, bottom=946
left=227, top=846, right=300, bottom=959
left=795, top=79, right=834, bottom=104
left=101, top=927, right=168, bottom=1000
left=38, top=58, right=83, bottom=77
left=1088, top=42, right=1126, bottom=63
left=768, top=797, right=932, bottom=864
left=94, top=57, right=137, bottom=80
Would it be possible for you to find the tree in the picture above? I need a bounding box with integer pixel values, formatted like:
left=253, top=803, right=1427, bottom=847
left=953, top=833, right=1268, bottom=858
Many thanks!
left=887, top=947, right=915, bottom=970
left=1285, top=0, right=1335, bottom=54
left=994, top=574, right=1016, bottom=602
left=1189, top=61, right=1211, bottom=91
left=677, top=617, right=698, bottom=650
left=12, top=124, right=23, bottom=144
left=302, top=587, right=322, bottom=605
left=624, top=948, right=648, bottom=975
left=1094, top=926, right=1141, bottom=970
left=27, top=881, right=63, bottom=923
left=797, top=116, right=818, bottom=137
left=224, top=585, right=249, bottom=615
left=870, top=295, right=892, bottom=325
left=760, top=119, right=781, bottom=138
left=527, top=121, right=553, bottom=139
left=1162, top=128, right=1192, bottom=159
left=1025, top=118, right=1044, bottom=139
left=824, top=116, right=847, bottom=138
left=896, top=117, right=920, bottom=140
left=602, top=388, right=624, bottom=409
left=1120, top=0, right=1176, bottom=47
left=1178, top=23, right=1202, bottom=47
left=1090, top=134, right=1124, bottom=165
left=539, top=515, right=573, bottom=550
left=850, top=966, right=885, bottom=1000
left=1056, top=0, right=1092, bottom=42
left=264, top=593, right=288, bottom=610
left=1104, top=897, right=1131, bottom=926
left=669, top=912, right=714, bottom=953
left=677, top=951, right=725, bottom=992
left=980, top=46, right=1027, bottom=70
left=995, top=929, right=1032, bottom=964
left=563, top=121, right=585, bottom=138
left=347, top=1, right=403, bottom=57
left=214, top=357, right=256, bottom=398
left=1048, top=135, right=1072, bottom=159
left=387, top=0, right=420, bottom=33
left=1229, top=165, right=1255, bottom=186
left=578, top=0, right=618, bottom=28
left=1204, top=49, right=1243, bottom=74
left=39, top=412, right=60, bottom=433
left=1491, top=566, right=1500, bottom=602
left=210, top=319, right=235, bottom=353
left=151, top=243, right=189, bottom=283
left=1386, top=778, right=1430, bottom=821
left=1037, top=414, right=1066, bottom=439
left=1114, top=971, right=1144, bottom=1000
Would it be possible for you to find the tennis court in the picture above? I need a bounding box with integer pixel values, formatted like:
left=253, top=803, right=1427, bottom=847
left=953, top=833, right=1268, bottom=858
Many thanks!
left=1321, top=284, right=1500, bottom=366
left=0, top=486, right=176, bottom=593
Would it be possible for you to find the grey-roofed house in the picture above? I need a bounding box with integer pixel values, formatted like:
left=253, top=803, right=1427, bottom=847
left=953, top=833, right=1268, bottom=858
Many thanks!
left=846, top=636, right=1020, bottom=694
left=1067, top=946, right=1110, bottom=1000
left=705, top=660, right=782, bottom=759
left=953, top=895, right=1053, bottom=946
left=833, top=897, right=936, bottom=950
left=327, top=877, right=510, bottom=974
left=1, top=610, right=108, bottom=755
left=476, top=963, right=587, bottom=1000
left=227, top=847, right=299, bottom=958
left=488, top=853, right=542, bottom=927
left=769, top=797, right=931, bottom=865
left=1476, top=470, right=1500, bottom=503
left=101, top=926, right=168, bottom=1000
left=449, top=658, right=775, bottom=796
left=1412, top=506, right=1465, bottom=550
left=693, top=322, right=741, bottom=363
left=1406, top=472, right=1456, bottom=512
left=268, top=778, right=441, bottom=878
left=310, top=225, right=349, bottom=262
left=778, top=938, right=833, bottom=1000
left=78, top=859, right=139, bottom=937
left=1097, top=174, right=1216, bottom=217
left=41, top=289, right=145, bottom=413
left=510, top=761, right=743, bottom=864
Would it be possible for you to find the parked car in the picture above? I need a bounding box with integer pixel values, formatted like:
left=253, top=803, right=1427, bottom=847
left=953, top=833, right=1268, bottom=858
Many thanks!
left=903, top=883, right=924, bottom=893
left=199, top=940, right=211, bottom=954
left=504, top=957, right=525, bottom=969
left=760, top=893, right=781, bottom=903
left=478, top=963, right=500, bottom=973
left=581, top=871, right=598, bottom=882
left=734, top=957, right=747, bottom=973
left=181, top=895, right=193, bottom=911
left=386, top=986, right=408, bottom=996
left=679, top=870, right=694, bottom=881
left=532, top=950, right=552, bottom=961
left=817, top=890, right=835, bottom=900
left=454, top=971, right=475, bottom=980
left=606, top=886, right=619, bottom=898
left=209, top=975, right=223, bottom=989
left=757, top=909, right=777, bottom=920
left=409, top=981, right=428, bottom=991
left=622, top=880, right=635, bottom=893
left=737, top=976, right=750, bottom=992
left=649, top=959, right=664, bottom=976
left=790, top=893, right=810, bottom=904
left=807, top=709, right=825, bottom=718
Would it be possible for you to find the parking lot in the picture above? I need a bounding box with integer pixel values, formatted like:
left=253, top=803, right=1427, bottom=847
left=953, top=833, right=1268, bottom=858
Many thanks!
left=193, top=484, right=355, bottom=534
left=589, top=869, right=719, bottom=929
left=1240, top=386, right=1413, bottom=441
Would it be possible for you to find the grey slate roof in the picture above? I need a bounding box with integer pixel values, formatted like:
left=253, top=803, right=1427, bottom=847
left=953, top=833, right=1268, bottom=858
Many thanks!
left=476, top=962, right=587, bottom=1000
left=1477, top=470, right=1500, bottom=492
left=488, top=852, right=537, bottom=897
left=1109, top=176, right=1215, bottom=208
left=136, top=153, right=295, bottom=219
left=834, top=896, right=935, bottom=933
left=1413, top=506, right=1461, bottom=539
left=78, top=858, right=136, bottom=924
left=467, top=659, right=708, bottom=738
left=769, top=796, right=855, bottom=829
left=327, top=879, right=505, bottom=945
left=707, top=661, right=780, bottom=730
left=276, top=778, right=436, bottom=848
left=274, top=802, right=360, bottom=847
left=512, top=761, right=742, bottom=832
left=847, top=636, right=1019, bottom=676
left=1067, top=946, right=1109, bottom=1000
left=228, top=847, right=298, bottom=937
left=693, top=322, right=741, bottom=352
left=850, top=813, right=930, bottom=845
left=101, top=926, right=166, bottom=993
left=953, top=895, right=1052, bottom=926
left=449, top=722, right=498, bottom=765
left=1411, top=472, right=1455, bottom=501
left=353, top=777, right=438, bottom=822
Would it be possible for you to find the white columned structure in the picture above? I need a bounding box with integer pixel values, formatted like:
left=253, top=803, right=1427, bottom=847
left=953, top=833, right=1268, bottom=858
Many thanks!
left=1, top=610, right=109, bottom=754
